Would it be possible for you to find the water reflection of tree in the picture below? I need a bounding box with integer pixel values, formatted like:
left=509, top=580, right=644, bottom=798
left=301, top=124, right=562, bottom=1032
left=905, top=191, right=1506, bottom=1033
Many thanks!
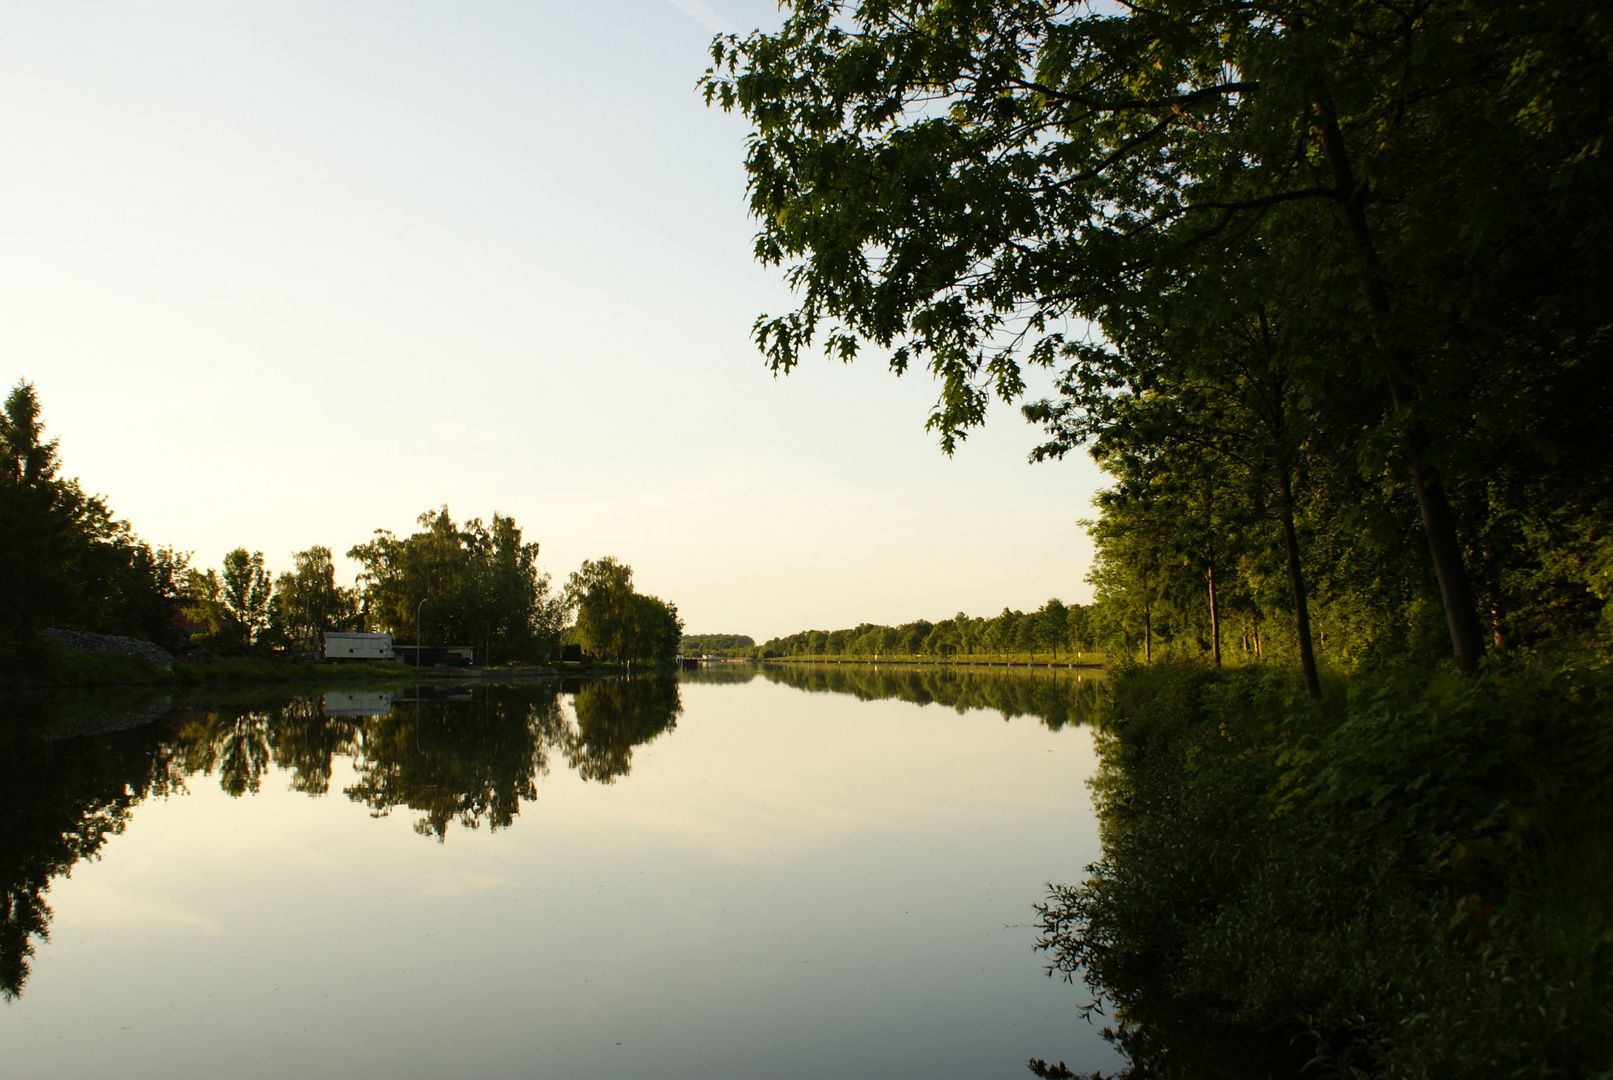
left=345, top=688, right=569, bottom=840
left=163, top=682, right=685, bottom=830
left=175, top=697, right=358, bottom=798
left=0, top=717, right=184, bottom=1000
left=757, top=664, right=1103, bottom=730
left=565, top=677, right=682, bottom=782
left=2, top=677, right=686, bottom=998
left=177, top=709, right=273, bottom=796
left=269, top=696, right=356, bottom=795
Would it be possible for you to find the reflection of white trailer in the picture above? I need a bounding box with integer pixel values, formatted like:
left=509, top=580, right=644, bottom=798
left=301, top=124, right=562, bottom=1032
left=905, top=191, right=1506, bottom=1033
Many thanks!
left=322, top=691, right=395, bottom=717
left=324, top=632, right=395, bottom=660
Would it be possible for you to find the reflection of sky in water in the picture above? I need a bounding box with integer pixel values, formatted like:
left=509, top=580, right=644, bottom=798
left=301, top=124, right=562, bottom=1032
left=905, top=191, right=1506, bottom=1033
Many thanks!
left=1, top=675, right=1119, bottom=1079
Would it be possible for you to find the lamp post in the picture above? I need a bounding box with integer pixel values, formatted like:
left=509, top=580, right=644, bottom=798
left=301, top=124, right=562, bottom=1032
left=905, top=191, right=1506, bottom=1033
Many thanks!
left=416, top=597, right=428, bottom=668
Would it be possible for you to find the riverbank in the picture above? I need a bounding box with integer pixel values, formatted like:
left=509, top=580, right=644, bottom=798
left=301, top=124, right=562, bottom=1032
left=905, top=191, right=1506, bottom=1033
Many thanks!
left=0, top=644, right=417, bottom=689
left=1035, top=653, right=1612, bottom=1078
left=2, top=639, right=663, bottom=690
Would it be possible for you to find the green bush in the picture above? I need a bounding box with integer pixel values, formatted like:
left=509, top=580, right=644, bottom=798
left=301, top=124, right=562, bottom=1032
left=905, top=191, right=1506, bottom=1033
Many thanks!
left=1038, top=656, right=1613, bottom=1078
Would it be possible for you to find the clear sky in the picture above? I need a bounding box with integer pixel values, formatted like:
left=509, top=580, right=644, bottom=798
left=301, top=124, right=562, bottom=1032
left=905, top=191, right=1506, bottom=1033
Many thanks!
left=0, top=0, right=1104, bottom=642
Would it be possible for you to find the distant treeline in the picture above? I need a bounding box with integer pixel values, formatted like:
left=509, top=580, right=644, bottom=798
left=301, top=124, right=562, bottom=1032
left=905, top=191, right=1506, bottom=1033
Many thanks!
left=678, top=633, right=755, bottom=655
left=1, top=382, right=682, bottom=670
left=754, top=599, right=1095, bottom=662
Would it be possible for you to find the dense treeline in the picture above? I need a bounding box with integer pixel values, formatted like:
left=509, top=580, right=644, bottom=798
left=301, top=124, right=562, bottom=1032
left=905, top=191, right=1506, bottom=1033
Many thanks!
left=0, top=383, right=682, bottom=671
left=184, top=510, right=571, bottom=663
left=678, top=633, right=755, bottom=655
left=756, top=599, right=1097, bottom=662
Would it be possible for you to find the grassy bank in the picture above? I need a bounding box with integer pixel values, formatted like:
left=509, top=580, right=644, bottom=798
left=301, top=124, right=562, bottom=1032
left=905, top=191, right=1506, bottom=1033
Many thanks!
left=1035, top=654, right=1612, bottom=1079
left=3, top=643, right=414, bottom=688
left=172, top=658, right=413, bottom=685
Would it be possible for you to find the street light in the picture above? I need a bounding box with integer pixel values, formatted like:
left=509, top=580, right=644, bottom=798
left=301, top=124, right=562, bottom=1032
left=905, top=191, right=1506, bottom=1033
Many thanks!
left=416, top=597, right=429, bottom=669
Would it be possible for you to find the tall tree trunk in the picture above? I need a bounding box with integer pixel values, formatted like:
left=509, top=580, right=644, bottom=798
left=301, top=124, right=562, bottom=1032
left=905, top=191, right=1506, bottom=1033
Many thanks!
left=1258, top=308, right=1321, bottom=698
left=1143, top=603, right=1152, bottom=663
left=1313, top=98, right=1484, bottom=676
left=1202, top=517, right=1222, bottom=666
left=1279, top=467, right=1323, bottom=700
left=1482, top=550, right=1506, bottom=649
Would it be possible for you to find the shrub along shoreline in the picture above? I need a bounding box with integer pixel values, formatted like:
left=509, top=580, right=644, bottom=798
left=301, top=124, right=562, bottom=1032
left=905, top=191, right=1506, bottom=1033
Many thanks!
left=1033, top=653, right=1612, bottom=1079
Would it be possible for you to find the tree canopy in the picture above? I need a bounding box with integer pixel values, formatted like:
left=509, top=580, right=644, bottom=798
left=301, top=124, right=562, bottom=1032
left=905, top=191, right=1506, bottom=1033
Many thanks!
left=757, top=598, right=1092, bottom=661
left=268, top=546, right=362, bottom=650
left=566, top=557, right=685, bottom=665
left=348, top=507, right=568, bottom=663
left=705, top=0, right=1612, bottom=680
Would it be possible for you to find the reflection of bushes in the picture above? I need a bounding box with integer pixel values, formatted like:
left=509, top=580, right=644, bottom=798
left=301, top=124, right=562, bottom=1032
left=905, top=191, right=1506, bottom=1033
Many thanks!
left=1, top=679, right=683, bottom=1003
left=567, top=678, right=682, bottom=783
left=1036, top=659, right=1613, bottom=1078
left=759, top=663, right=1103, bottom=730
left=8, top=693, right=501, bottom=1000
left=0, top=719, right=184, bottom=1000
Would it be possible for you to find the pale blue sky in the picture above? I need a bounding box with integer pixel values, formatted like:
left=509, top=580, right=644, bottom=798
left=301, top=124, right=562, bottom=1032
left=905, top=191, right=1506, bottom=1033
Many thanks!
left=0, top=0, right=1103, bottom=640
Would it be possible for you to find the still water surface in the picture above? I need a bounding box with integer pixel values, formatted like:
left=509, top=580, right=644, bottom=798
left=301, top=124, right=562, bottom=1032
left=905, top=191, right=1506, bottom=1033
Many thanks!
left=2, top=666, right=1116, bottom=1079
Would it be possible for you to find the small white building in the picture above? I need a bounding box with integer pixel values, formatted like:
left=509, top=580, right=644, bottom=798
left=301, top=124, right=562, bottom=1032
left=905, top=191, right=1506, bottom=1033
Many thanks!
left=324, top=632, right=395, bottom=660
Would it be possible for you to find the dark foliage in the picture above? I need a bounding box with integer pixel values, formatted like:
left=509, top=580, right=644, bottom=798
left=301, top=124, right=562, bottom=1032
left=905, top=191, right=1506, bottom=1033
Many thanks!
left=1035, top=659, right=1613, bottom=1077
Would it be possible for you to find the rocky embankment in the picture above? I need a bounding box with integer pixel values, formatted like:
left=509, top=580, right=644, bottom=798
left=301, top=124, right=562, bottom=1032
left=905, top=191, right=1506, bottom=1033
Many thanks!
left=41, top=628, right=174, bottom=669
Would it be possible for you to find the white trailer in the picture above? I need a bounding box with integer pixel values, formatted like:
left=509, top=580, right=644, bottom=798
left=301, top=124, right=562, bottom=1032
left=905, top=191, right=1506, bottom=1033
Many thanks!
left=324, top=632, right=395, bottom=660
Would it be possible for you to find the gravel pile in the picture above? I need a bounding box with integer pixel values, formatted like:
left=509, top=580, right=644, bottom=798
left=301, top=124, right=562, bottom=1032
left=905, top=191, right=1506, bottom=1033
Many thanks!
left=41, top=628, right=174, bottom=669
